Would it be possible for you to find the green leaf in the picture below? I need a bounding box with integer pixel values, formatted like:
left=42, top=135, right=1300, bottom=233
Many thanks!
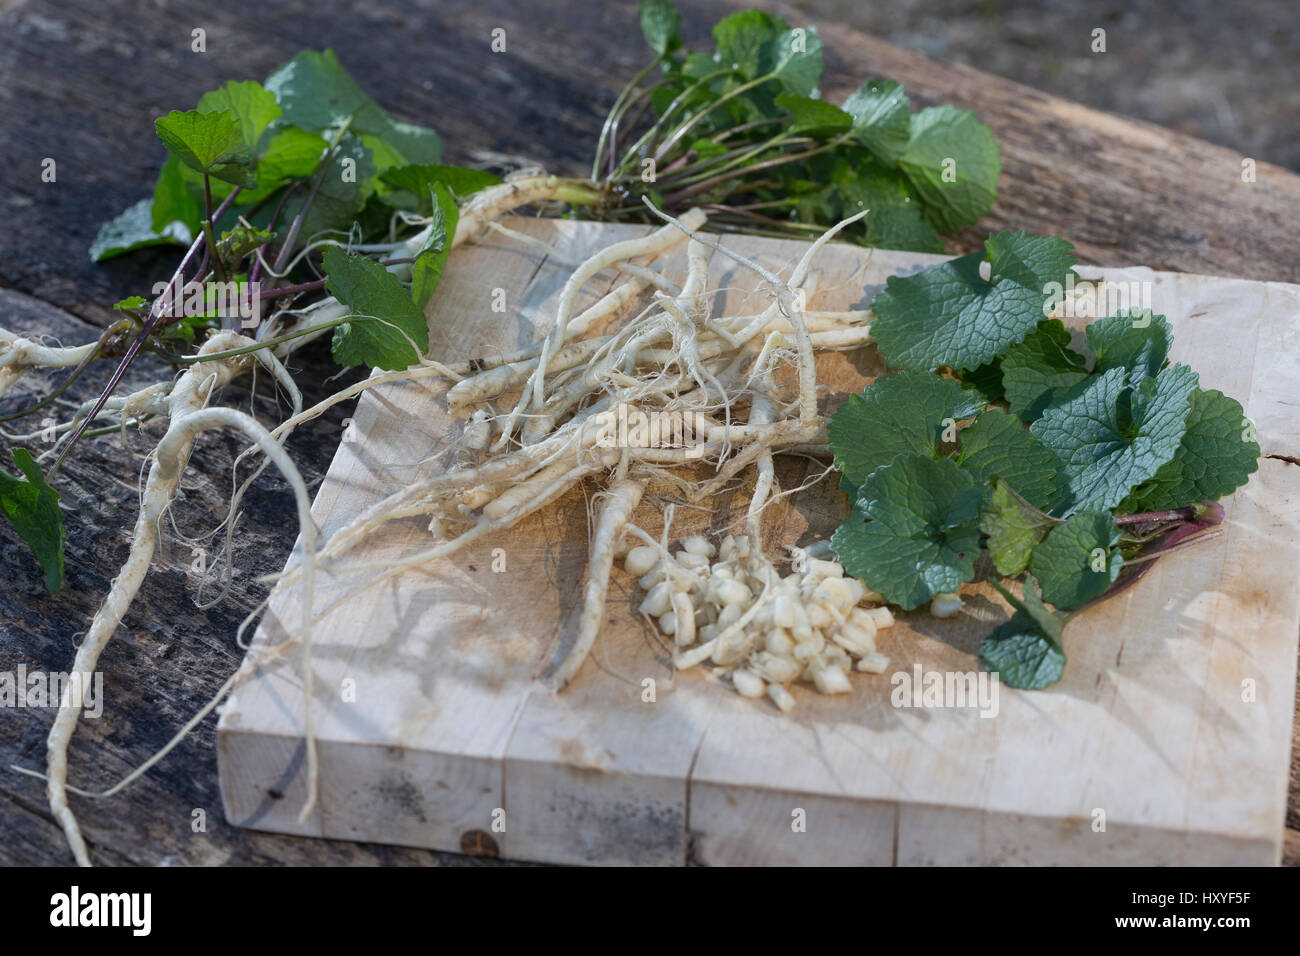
left=842, top=79, right=910, bottom=165
left=870, top=231, right=1079, bottom=371
left=781, top=175, right=837, bottom=225
left=216, top=224, right=275, bottom=273
left=357, top=133, right=406, bottom=173
left=1030, top=363, right=1199, bottom=513
left=150, top=153, right=203, bottom=237
left=263, top=48, right=390, bottom=131
left=831, top=453, right=982, bottom=610
left=113, top=295, right=149, bottom=313
left=980, top=612, right=1065, bottom=689
left=837, top=159, right=944, bottom=253
left=1085, top=309, right=1172, bottom=380
left=979, top=478, right=1061, bottom=577
left=898, top=106, right=1000, bottom=232
left=982, top=578, right=1066, bottom=689
left=90, top=199, right=191, bottom=262
left=322, top=246, right=429, bottom=370
left=765, top=26, right=822, bottom=96
left=995, top=577, right=1065, bottom=641
left=1028, top=511, right=1123, bottom=609
left=1122, top=388, right=1261, bottom=512
left=0, top=449, right=66, bottom=593
left=197, top=80, right=283, bottom=154
left=690, top=138, right=730, bottom=160
left=379, top=163, right=502, bottom=214
left=154, top=109, right=255, bottom=186
left=827, top=371, right=984, bottom=488
left=960, top=358, right=1004, bottom=403
left=160, top=312, right=216, bottom=345
left=264, top=50, right=442, bottom=164
left=284, top=133, right=376, bottom=240
left=374, top=119, right=443, bottom=165
left=677, top=52, right=720, bottom=81
left=638, top=0, right=681, bottom=56
left=956, top=406, right=1062, bottom=510
left=411, top=183, right=458, bottom=310
left=712, top=9, right=787, bottom=80
left=774, top=93, right=851, bottom=136
left=1000, top=318, right=1090, bottom=420
left=181, top=274, right=256, bottom=322
left=240, top=125, right=330, bottom=203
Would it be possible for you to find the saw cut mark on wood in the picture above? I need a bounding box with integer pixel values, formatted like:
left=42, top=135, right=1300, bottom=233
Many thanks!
left=217, top=218, right=1300, bottom=866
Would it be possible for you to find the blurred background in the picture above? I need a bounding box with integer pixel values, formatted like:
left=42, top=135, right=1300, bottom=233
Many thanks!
left=792, top=0, right=1299, bottom=170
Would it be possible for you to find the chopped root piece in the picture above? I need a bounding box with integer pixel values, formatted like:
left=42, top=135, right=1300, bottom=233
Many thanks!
left=550, top=477, right=646, bottom=690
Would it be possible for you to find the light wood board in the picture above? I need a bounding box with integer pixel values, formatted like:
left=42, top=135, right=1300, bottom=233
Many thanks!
left=217, top=218, right=1300, bottom=865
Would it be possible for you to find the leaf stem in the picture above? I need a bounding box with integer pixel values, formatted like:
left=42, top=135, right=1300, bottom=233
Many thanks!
left=661, top=134, right=851, bottom=206
left=163, top=313, right=354, bottom=364
left=1121, top=526, right=1224, bottom=565
left=658, top=130, right=806, bottom=190
left=250, top=181, right=302, bottom=286
left=700, top=205, right=827, bottom=234
left=613, top=68, right=735, bottom=177
left=257, top=277, right=326, bottom=300
left=1115, top=507, right=1196, bottom=525
left=81, top=415, right=155, bottom=439
left=712, top=116, right=786, bottom=143
left=270, top=117, right=354, bottom=279
left=653, top=73, right=777, bottom=163
left=202, top=174, right=228, bottom=285
left=593, top=58, right=661, bottom=182
left=1076, top=520, right=1225, bottom=612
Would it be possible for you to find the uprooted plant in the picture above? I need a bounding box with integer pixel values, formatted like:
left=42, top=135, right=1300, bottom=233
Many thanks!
left=0, top=2, right=1004, bottom=865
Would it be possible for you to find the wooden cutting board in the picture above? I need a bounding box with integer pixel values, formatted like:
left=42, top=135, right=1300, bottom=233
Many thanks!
left=216, top=218, right=1300, bottom=865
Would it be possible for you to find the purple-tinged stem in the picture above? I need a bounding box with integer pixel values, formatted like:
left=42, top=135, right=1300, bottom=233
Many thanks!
left=253, top=181, right=304, bottom=287
left=258, top=277, right=326, bottom=300
left=1077, top=521, right=1224, bottom=612
left=661, top=138, right=846, bottom=206
left=1116, top=507, right=1195, bottom=526
left=52, top=187, right=243, bottom=472
left=711, top=117, right=784, bottom=144
left=1123, top=527, right=1224, bottom=565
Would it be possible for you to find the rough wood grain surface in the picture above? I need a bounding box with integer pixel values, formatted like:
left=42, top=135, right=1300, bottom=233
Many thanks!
left=0, top=0, right=1296, bottom=865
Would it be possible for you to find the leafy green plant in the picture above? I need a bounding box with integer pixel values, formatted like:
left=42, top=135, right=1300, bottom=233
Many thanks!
left=829, top=232, right=1259, bottom=688
left=586, top=1, right=1000, bottom=250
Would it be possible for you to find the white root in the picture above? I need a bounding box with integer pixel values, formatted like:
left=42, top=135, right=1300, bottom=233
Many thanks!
left=550, top=476, right=645, bottom=689
left=642, top=202, right=839, bottom=426
left=0, top=332, right=98, bottom=397
left=42, top=332, right=317, bottom=865
left=512, top=208, right=707, bottom=435
left=929, top=592, right=964, bottom=618
left=454, top=174, right=601, bottom=248
left=447, top=337, right=608, bottom=408
left=745, top=380, right=777, bottom=547
left=445, top=277, right=648, bottom=379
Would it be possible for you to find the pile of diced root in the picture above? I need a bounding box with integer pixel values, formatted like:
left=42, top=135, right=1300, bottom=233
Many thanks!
left=623, top=533, right=895, bottom=711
